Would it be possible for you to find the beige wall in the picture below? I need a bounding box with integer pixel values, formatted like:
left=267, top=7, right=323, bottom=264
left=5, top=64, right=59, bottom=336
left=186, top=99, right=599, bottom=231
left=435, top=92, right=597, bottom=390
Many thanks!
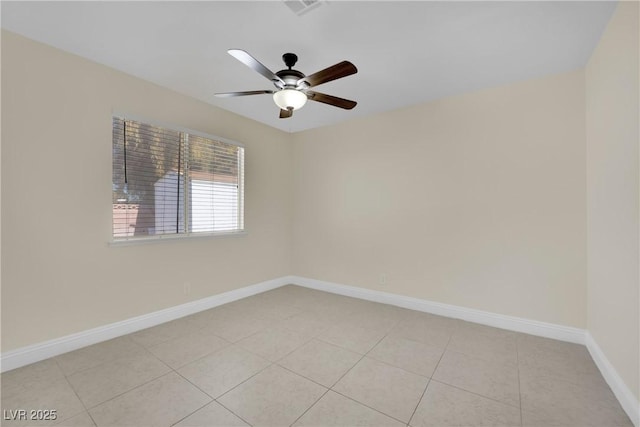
left=292, top=70, right=587, bottom=328
left=586, top=1, right=639, bottom=401
left=1, top=31, right=293, bottom=351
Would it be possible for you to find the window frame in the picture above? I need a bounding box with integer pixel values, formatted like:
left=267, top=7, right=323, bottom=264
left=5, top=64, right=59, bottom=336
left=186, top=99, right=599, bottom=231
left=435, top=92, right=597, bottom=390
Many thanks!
left=109, top=112, right=246, bottom=246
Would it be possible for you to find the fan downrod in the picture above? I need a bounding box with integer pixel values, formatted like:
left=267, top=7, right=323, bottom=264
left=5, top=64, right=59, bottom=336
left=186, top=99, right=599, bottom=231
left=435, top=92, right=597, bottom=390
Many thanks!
left=282, top=53, right=298, bottom=69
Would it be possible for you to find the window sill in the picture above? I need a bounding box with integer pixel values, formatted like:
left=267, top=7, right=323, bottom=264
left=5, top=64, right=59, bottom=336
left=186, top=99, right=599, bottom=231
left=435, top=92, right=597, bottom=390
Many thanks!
left=108, top=230, right=247, bottom=247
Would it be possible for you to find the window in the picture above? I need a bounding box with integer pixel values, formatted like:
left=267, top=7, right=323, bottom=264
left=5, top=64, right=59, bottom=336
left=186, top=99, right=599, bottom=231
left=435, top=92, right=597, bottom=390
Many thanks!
left=112, top=116, right=244, bottom=241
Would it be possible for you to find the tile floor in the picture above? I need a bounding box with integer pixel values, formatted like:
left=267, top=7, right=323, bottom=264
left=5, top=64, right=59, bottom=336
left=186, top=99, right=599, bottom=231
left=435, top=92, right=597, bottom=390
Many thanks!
left=0, top=285, right=633, bottom=427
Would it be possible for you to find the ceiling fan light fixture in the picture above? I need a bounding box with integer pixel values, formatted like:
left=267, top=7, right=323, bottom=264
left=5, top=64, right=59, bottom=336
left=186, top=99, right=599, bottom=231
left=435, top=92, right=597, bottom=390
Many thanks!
left=216, top=49, right=358, bottom=119
left=273, top=89, right=307, bottom=111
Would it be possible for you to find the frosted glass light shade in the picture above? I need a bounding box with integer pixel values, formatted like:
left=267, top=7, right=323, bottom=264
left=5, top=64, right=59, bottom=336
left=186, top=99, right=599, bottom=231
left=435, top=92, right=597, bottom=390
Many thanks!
left=273, top=89, right=307, bottom=110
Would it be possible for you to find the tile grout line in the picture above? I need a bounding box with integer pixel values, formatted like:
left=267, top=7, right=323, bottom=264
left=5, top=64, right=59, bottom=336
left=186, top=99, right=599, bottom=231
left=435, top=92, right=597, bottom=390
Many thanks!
left=72, top=347, right=176, bottom=424
left=58, top=335, right=229, bottom=410
left=171, top=368, right=216, bottom=400
left=427, top=378, right=522, bottom=410
left=288, top=322, right=400, bottom=426
left=160, top=295, right=323, bottom=426
left=407, top=331, right=454, bottom=426
left=330, top=318, right=406, bottom=421
left=17, top=295, right=363, bottom=425
left=163, top=374, right=217, bottom=426
left=201, top=299, right=306, bottom=410
left=167, top=399, right=214, bottom=427
left=81, top=369, right=174, bottom=411
left=276, top=363, right=333, bottom=391
left=212, top=360, right=275, bottom=401
left=287, top=387, right=331, bottom=427
left=516, top=338, right=524, bottom=426
left=406, top=380, right=430, bottom=427
left=213, top=399, right=255, bottom=427
left=328, top=388, right=410, bottom=425
left=289, top=314, right=403, bottom=426
left=516, top=341, right=618, bottom=393
left=130, top=317, right=211, bottom=350
left=55, top=336, right=149, bottom=378
left=42, top=323, right=227, bottom=425
left=172, top=358, right=261, bottom=427
left=76, top=372, right=180, bottom=425
left=344, top=386, right=424, bottom=425
left=364, top=350, right=438, bottom=379
left=253, top=328, right=318, bottom=364
left=157, top=335, right=234, bottom=371
left=146, top=333, right=261, bottom=427
left=52, top=357, right=97, bottom=426
left=426, top=328, right=524, bottom=410
left=285, top=317, right=375, bottom=426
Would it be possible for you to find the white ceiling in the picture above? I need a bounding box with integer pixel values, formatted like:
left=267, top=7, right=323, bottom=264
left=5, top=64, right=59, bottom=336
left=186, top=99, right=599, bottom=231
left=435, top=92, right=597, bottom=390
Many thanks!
left=1, top=1, right=616, bottom=133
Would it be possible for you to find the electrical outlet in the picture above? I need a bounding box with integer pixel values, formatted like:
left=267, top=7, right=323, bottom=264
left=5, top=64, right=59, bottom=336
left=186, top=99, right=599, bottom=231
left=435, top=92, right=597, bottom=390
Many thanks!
left=183, top=282, right=191, bottom=296
left=379, top=274, right=387, bottom=285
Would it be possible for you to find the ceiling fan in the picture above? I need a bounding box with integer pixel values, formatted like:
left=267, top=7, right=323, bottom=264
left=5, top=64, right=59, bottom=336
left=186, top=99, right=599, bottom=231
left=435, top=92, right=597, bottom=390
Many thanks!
left=215, top=49, right=358, bottom=119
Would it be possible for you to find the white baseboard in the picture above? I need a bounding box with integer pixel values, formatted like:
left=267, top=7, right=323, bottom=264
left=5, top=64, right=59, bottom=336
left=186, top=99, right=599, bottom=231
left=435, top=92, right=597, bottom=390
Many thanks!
left=289, top=276, right=586, bottom=344
left=0, top=276, right=288, bottom=373
left=585, top=333, right=640, bottom=427
left=3, top=274, right=636, bottom=427
left=290, top=276, right=639, bottom=426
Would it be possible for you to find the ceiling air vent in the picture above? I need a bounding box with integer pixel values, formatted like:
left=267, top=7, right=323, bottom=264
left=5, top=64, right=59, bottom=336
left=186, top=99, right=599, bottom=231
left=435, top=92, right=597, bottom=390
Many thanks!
left=283, top=0, right=323, bottom=16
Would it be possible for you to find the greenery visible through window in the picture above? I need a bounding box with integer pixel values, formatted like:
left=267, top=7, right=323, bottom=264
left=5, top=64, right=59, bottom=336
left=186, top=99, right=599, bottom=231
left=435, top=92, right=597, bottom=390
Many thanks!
left=112, top=116, right=244, bottom=240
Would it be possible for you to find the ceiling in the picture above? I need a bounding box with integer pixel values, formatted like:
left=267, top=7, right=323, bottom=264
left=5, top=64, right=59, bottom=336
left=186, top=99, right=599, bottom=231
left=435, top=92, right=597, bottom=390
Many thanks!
left=1, top=1, right=616, bottom=133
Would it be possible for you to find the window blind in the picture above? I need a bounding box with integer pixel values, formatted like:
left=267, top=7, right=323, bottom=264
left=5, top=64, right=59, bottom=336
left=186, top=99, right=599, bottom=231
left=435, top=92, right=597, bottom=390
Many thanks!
left=112, top=116, right=244, bottom=240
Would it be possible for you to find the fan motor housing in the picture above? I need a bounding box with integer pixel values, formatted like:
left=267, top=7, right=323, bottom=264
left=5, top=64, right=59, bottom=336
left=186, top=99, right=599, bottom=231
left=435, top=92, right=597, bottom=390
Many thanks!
left=275, top=69, right=305, bottom=89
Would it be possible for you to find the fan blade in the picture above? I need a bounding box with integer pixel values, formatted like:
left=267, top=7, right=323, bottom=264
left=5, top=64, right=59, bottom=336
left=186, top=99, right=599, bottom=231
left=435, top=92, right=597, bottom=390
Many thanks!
left=306, top=91, right=357, bottom=110
left=279, top=108, right=293, bottom=119
left=228, top=49, right=284, bottom=85
left=215, top=90, right=274, bottom=98
left=297, top=61, right=357, bottom=88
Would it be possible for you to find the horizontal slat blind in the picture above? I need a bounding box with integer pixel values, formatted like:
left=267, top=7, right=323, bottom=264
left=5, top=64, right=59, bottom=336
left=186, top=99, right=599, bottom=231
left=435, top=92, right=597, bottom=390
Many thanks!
left=112, top=116, right=244, bottom=240
left=188, top=134, right=241, bottom=232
